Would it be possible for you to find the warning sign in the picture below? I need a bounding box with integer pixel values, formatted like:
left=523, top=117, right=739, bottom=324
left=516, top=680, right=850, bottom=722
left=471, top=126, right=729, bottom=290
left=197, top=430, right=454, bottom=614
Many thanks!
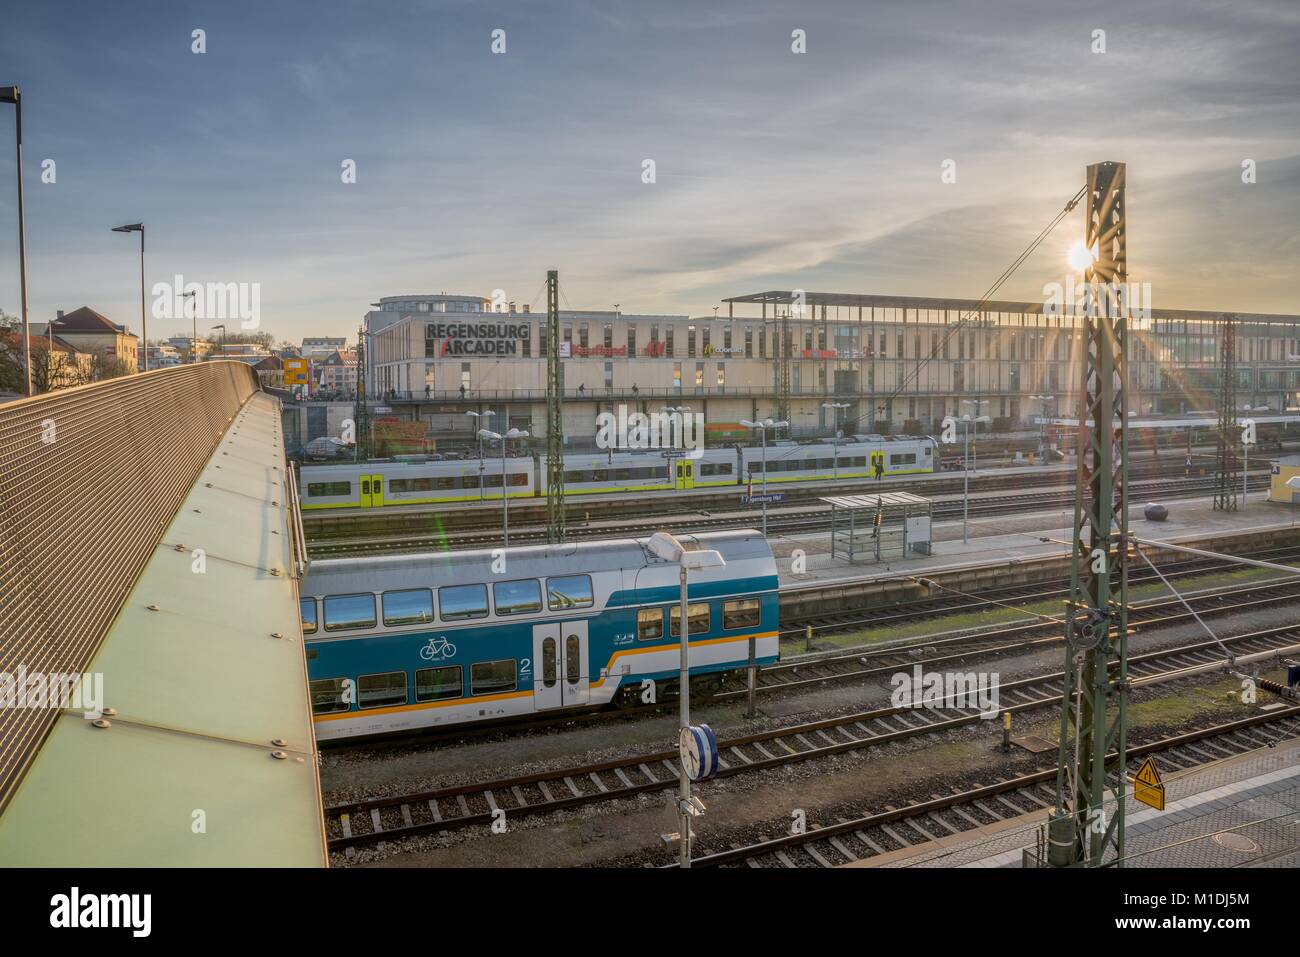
left=1133, top=757, right=1165, bottom=811
left=284, top=358, right=309, bottom=385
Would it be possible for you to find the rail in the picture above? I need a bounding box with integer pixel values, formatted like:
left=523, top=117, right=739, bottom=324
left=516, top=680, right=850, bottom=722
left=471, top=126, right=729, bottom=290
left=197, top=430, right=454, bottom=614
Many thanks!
left=0, top=361, right=260, bottom=812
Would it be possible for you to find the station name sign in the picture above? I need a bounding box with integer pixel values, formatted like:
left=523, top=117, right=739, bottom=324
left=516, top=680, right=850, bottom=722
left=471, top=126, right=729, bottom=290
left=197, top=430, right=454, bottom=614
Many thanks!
left=426, top=321, right=529, bottom=356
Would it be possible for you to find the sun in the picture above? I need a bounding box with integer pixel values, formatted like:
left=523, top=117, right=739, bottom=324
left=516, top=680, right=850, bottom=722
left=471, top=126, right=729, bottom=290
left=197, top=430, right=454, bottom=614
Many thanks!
left=1067, top=239, right=1096, bottom=274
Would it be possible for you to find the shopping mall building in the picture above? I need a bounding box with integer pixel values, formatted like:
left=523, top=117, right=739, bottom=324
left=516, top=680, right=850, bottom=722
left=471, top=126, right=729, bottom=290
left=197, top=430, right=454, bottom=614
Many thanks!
left=363, top=291, right=1300, bottom=451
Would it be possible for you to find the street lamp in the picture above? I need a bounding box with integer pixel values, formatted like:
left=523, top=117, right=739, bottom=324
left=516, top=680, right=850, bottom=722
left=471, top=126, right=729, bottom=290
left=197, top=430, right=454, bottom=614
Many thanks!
left=1, top=85, right=31, bottom=395
left=466, top=410, right=496, bottom=503
left=645, top=530, right=726, bottom=870
left=1030, top=395, right=1055, bottom=462
left=210, top=323, right=226, bottom=356
left=740, top=418, right=788, bottom=535
left=822, top=401, right=849, bottom=478
left=1242, top=404, right=1268, bottom=502
left=181, top=290, right=197, bottom=363
left=478, top=427, right=529, bottom=547
left=960, top=399, right=989, bottom=473
left=111, top=223, right=147, bottom=372
left=958, top=414, right=992, bottom=545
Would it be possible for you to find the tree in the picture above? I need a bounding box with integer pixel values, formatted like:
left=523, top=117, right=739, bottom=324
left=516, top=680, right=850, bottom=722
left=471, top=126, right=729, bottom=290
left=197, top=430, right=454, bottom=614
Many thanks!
left=0, top=310, right=24, bottom=392
left=89, top=354, right=133, bottom=382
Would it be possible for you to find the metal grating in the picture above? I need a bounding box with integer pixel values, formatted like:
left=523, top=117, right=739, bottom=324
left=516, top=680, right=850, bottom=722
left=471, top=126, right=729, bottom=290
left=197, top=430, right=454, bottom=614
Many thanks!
left=0, top=362, right=260, bottom=812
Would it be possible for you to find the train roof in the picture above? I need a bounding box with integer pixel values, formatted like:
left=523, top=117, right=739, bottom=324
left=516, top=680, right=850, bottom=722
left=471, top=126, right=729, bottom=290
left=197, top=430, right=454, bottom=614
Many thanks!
left=303, top=528, right=772, bottom=594
left=1044, top=414, right=1300, bottom=429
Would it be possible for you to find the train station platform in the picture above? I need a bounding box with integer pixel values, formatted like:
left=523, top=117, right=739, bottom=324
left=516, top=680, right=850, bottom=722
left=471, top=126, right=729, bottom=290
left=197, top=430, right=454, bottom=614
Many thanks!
left=0, top=365, right=326, bottom=866
left=846, top=735, right=1300, bottom=868
left=777, top=490, right=1299, bottom=590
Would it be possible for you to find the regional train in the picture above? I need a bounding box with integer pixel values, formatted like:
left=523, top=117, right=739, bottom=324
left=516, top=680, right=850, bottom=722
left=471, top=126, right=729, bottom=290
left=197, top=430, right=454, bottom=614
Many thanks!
left=297, top=435, right=937, bottom=509
left=300, top=530, right=779, bottom=740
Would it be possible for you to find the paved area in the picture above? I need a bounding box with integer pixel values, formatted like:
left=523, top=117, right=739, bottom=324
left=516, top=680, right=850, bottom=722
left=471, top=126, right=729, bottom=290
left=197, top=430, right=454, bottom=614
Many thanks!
left=847, top=733, right=1300, bottom=868
left=776, top=493, right=1299, bottom=588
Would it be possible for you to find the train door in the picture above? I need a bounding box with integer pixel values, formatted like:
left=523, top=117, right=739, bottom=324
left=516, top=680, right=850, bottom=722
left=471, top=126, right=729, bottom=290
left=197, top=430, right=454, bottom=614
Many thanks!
left=359, top=474, right=374, bottom=507
left=369, top=473, right=385, bottom=507
left=870, top=451, right=885, bottom=478
left=560, top=621, right=589, bottom=706
left=532, top=623, right=563, bottom=710
left=531, top=622, right=588, bottom=709
left=675, top=460, right=696, bottom=490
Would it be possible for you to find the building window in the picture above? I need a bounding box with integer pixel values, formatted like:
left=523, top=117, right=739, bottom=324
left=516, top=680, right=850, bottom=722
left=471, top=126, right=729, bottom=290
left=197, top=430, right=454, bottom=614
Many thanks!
left=745, top=327, right=753, bottom=358
left=579, top=325, right=589, bottom=349
left=687, top=325, right=696, bottom=358
left=627, top=324, right=636, bottom=358
left=666, top=326, right=674, bottom=358
left=717, top=362, right=725, bottom=388
left=695, top=363, right=704, bottom=387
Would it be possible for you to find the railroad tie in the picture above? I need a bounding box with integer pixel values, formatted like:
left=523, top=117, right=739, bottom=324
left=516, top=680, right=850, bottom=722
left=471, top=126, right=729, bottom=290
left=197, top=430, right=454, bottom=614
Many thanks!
left=400, top=804, right=414, bottom=828
left=794, top=733, right=819, bottom=751
left=805, top=844, right=837, bottom=868
left=973, top=798, right=1006, bottom=821
left=926, top=811, right=960, bottom=835
left=455, top=794, right=471, bottom=817
left=511, top=785, right=528, bottom=807
left=562, top=776, right=583, bottom=798
left=426, top=799, right=442, bottom=822
left=728, top=747, right=753, bottom=765
left=994, top=793, right=1026, bottom=815
left=949, top=805, right=984, bottom=829
left=484, top=791, right=499, bottom=812
left=613, top=767, right=637, bottom=789
left=878, top=823, right=912, bottom=847
left=828, top=836, right=859, bottom=862
left=815, top=728, right=843, bottom=747
left=370, top=809, right=386, bottom=849
left=538, top=780, right=556, bottom=803
left=588, top=772, right=609, bottom=793
left=774, top=850, right=799, bottom=868
left=1017, top=788, right=1051, bottom=809
left=855, top=830, right=889, bottom=856
left=340, top=813, right=355, bottom=859
left=637, top=762, right=659, bottom=783
left=904, top=817, right=939, bottom=842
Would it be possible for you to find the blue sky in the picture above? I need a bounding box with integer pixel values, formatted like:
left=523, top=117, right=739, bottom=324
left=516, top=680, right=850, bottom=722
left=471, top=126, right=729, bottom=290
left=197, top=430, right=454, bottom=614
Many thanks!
left=0, top=0, right=1297, bottom=342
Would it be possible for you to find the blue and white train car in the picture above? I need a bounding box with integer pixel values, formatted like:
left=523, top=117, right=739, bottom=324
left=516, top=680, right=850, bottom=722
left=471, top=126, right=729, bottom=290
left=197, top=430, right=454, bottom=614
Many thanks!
left=299, top=530, right=779, bottom=740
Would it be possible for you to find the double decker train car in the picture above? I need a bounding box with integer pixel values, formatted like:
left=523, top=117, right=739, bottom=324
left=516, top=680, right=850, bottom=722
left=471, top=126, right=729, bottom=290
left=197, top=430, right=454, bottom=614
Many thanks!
left=299, top=530, right=779, bottom=740
left=297, top=435, right=937, bottom=509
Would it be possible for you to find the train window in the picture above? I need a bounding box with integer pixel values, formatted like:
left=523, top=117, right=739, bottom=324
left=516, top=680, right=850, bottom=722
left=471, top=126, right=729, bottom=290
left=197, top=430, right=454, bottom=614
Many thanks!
left=299, top=598, right=317, bottom=634
left=890, top=453, right=917, bottom=466
left=323, top=593, right=377, bottom=632
left=471, top=659, right=517, bottom=695
left=541, top=637, right=557, bottom=686
left=565, top=470, right=586, bottom=484
left=484, top=474, right=503, bottom=488
left=435, top=476, right=456, bottom=490
left=614, top=468, right=631, bottom=480
left=383, top=589, right=434, bottom=626
left=358, top=671, right=408, bottom=709
left=637, top=608, right=664, bottom=640
left=591, top=469, right=608, bottom=482
left=493, top=579, right=542, bottom=616
left=309, top=678, right=350, bottom=715
left=307, top=481, right=351, bottom=497
left=463, top=474, right=480, bottom=489
left=924, top=447, right=932, bottom=457
left=669, top=603, right=710, bottom=637
left=509, top=472, right=529, bottom=487
left=390, top=478, right=434, bottom=493
left=440, top=584, right=489, bottom=621
left=547, top=575, right=594, bottom=610
left=717, top=463, right=733, bottom=475
left=566, top=634, right=580, bottom=683
left=723, top=598, right=761, bottom=630
left=415, top=665, right=462, bottom=702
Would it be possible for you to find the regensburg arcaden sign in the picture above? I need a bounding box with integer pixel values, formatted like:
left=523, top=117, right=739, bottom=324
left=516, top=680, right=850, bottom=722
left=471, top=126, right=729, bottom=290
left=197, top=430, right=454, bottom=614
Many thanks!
left=425, top=321, right=529, bottom=357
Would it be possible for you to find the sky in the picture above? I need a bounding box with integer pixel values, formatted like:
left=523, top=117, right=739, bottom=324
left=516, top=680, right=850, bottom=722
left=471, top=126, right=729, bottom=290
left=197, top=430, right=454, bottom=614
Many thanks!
left=0, top=0, right=1297, bottom=344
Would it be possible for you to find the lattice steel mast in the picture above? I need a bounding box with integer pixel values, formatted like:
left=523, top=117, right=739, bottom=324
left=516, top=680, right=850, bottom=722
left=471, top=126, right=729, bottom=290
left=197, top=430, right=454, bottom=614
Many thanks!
left=777, top=311, right=792, bottom=424
left=1049, top=161, right=1130, bottom=867
left=545, top=269, right=566, bottom=543
left=1213, top=315, right=1239, bottom=511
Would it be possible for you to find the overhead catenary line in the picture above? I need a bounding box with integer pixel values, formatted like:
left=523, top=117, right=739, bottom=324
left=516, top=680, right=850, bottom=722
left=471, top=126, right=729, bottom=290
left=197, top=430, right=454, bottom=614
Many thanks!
left=864, top=185, right=1087, bottom=429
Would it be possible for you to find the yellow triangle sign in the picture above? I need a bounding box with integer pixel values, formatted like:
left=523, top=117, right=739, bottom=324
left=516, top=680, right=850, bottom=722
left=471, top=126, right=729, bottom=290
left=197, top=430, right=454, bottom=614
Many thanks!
left=1133, top=757, right=1165, bottom=810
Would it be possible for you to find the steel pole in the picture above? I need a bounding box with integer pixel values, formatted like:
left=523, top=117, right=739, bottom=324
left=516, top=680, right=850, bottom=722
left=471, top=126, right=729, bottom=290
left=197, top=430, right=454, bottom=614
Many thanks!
left=11, top=93, right=31, bottom=395
left=501, top=437, right=509, bottom=548
left=678, top=560, right=691, bottom=869
left=963, top=422, right=970, bottom=545
left=138, top=227, right=147, bottom=372
left=760, top=427, right=768, bottom=536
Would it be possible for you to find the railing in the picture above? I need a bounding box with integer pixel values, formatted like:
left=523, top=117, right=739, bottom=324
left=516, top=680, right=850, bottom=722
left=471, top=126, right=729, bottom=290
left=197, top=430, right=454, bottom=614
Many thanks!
left=0, top=361, right=260, bottom=812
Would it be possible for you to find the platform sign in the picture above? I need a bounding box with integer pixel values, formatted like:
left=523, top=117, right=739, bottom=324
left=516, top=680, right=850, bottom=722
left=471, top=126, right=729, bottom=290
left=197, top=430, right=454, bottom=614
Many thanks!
left=1133, top=757, right=1165, bottom=811
left=283, top=358, right=308, bottom=385
left=743, top=493, right=786, bottom=507
left=680, top=724, right=719, bottom=782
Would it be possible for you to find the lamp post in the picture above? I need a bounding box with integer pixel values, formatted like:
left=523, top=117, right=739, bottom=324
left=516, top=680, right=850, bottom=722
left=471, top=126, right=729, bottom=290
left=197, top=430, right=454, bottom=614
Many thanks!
left=822, top=401, right=849, bottom=478
left=959, top=414, right=992, bottom=544
left=211, top=323, right=226, bottom=356
left=181, top=290, right=197, bottom=363
left=111, top=223, right=147, bottom=372
left=960, top=399, right=989, bottom=473
left=645, top=531, right=726, bottom=870
left=478, top=427, right=529, bottom=548
left=1243, top=404, right=1267, bottom=502
left=466, top=410, right=496, bottom=503
left=740, top=418, right=788, bottom=535
left=1030, top=395, right=1056, bottom=462
left=1, top=86, right=31, bottom=395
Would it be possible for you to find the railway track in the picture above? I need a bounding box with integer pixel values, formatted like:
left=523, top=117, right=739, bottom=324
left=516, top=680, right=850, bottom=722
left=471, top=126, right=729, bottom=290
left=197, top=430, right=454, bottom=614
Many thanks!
left=324, top=568, right=1300, bottom=752
left=324, top=623, right=1300, bottom=854
left=778, top=542, right=1300, bottom=638
left=681, top=708, right=1300, bottom=868
left=741, top=575, right=1300, bottom=696
left=308, top=474, right=1268, bottom=556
